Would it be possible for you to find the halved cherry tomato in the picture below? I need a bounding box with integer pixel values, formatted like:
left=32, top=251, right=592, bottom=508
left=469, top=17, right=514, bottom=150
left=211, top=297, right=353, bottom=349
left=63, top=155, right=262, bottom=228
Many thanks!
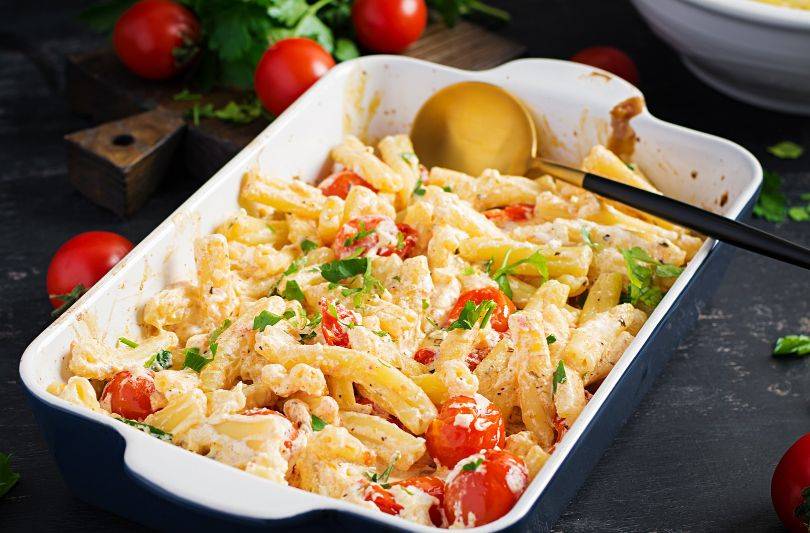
left=484, top=203, right=535, bottom=223
left=319, top=298, right=359, bottom=348
left=47, top=231, right=134, bottom=315
left=395, top=476, right=445, bottom=527
left=571, top=46, right=639, bottom=85
left=254, top=38, right=335, bottom=116
left=318, top=170, right=377, bottom=200
left=443, top=449, right=528, bottom=527
left=425, top=395, right=505, bottom=469
left=101, top=370, right=159, bottom=421
left=113, top=0, right=200, bottom=80
left=446, top=287, right=516, bottom=333
left=352, top=0, right=427, bottom=54
left=332, top=215, right=417, bottom=259
left=364, top=483, right=403, bottom=515
left=413, top=347, right=436, bottom=365
left=772, top=433, right=810, bottom=533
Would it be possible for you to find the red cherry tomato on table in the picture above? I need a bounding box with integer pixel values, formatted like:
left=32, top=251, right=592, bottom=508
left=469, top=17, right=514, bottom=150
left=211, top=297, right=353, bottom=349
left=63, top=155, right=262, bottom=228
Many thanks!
left=318, top=170, right=378, bottom=200
left=47, top=231, right=134, bottom=314
left=446, top=287, right=516, bottom=333
left=772, top=433, right=810, bottom=532
left=113, top=0, right=200, bottom=80
left=571, top=46, right=639, bottom=85
left=319, top=298, right=360, bottom=348
left=443, top=449, right=528, bottom=527
left=425, top=395, right=505, bottom=469
left=364, top=483, right=403, bottom=515
left=395, top=476, right=445, bottom=527
left=254, top=38, right=335, bottom=117
left=352, top=0, right=427, bottom=53
left=101, top=370, right=159, bottom=421
left=332, top=215, right=417, bottom=259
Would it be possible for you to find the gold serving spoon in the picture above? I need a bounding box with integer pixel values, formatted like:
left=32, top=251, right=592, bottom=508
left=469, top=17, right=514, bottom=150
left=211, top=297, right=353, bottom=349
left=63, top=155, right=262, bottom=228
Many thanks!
left=410, top=81, right=810, bottom=269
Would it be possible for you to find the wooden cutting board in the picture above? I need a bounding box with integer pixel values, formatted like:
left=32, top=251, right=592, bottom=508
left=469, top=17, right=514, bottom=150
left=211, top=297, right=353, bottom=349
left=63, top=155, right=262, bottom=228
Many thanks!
left=64, top=21, right=525, bottom=216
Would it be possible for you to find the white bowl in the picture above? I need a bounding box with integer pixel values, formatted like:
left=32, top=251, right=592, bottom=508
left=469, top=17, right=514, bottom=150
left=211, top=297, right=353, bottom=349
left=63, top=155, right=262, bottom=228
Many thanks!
left=632, top=0, right=810, bottom=115
left=20, top=56, right=761, bottom=531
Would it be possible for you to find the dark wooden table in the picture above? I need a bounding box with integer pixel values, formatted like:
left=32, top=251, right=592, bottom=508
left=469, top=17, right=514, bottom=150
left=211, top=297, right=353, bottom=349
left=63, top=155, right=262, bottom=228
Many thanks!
left=2, top=0, right=808, bottom=531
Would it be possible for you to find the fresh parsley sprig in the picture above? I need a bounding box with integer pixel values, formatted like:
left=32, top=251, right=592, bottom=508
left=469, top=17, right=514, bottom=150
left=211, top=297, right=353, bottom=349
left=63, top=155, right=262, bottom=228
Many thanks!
left=773, top=335, right=810, bottom=357
left=754, top=171, right=788, bottom=223
left=119, top=418, right=173, bottom=442
left=144, top=350, right=173, bottom=371
left=768, top=141, right=804, bottom=160
left=488, top=248, right=548, bottom=299
left=552, top=360, right=567, bottom=393
left=0, top=452, right=20, bottom=498
left=621, top=247, right=683, bottom=309
left=253, top=309, right=296, bottom=331
left=364, top=452, right=400, bottom=488
left=182, top=347, right=212, bottom=372
left=447, top=300, right=496, bottom=331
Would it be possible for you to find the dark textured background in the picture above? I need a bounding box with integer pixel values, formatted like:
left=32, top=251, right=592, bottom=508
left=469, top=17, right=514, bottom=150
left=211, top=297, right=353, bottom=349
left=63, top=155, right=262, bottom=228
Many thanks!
left=1, top=0, right=809, bottom=531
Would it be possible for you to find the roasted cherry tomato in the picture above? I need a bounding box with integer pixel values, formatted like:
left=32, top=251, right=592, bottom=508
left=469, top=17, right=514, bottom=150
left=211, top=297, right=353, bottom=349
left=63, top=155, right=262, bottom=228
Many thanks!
left=319, top=298, right=360, bottom=348
left=772, top=433, right=810, bottom=532
left=101, top=370, right=159, bottom=421
left=318, top=170, right=377, bottom=199
left=352, top=0, right=427, bottom=53
left=571, top=46, right=639, bottom=85
left=395, top=476, right=445, bottom=527
left=443, top=449, right=528, bottom=527
left=413, top=347, right=437, bottom=365
left=254, top=37, right=335, bottom=117
left=332, top=215, right=417, bottom=259
left=484, top=203, right=535, bottom=223
left=113, top=0, right=200, bottom=80
left=425, top=395, right=505, bottom=469
left=364, top=483, right=403, bottom=515
left=47, top=231, right=134, bottom=315
left=446, top=287, right=516, bottom=333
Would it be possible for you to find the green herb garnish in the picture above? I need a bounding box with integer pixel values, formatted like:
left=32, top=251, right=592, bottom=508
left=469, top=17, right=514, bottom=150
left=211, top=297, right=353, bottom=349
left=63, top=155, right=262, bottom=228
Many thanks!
left=413, top=178, right=426, bottom=196
left=767, top=141, right=804, bottom=160
left=311, top=414, right=326, bottom=431
left=461, top=457, right=484, bottom=472
left=754, top=171, right=787, bottom=223
left=546, top=334, right=556, bottom=345
left=282, top=280, right=306, bottom=304
left=552, top=360, right=567, bottom=393
left=365, top=452, right=400, bottom=487
left=621, top=247, right=682, bottom=308
left=773, top=335, right=810, bottom=357
left=118, top=337, right=138, bottom=348
left=447, top=300, right=496, bottom=331
left=489, top=248, right=548, bottom=299
left=343, top=221, right=375, bottom=247
left=119, top=418, right=173, bottom=442
left=581, top=227, right=601, bottom=250
left=301, top=239, right=318, bottom=253
left=253, top=309, right=295, bottom=331
left=182, top=347, right=212, bottom=373
left=0, top=453, right=20, bottom=498
left=144, top=350, right=172, bottom=371
left=173, top=89, right=202, bottom=101
left=319, top=257, right=368, bottom=283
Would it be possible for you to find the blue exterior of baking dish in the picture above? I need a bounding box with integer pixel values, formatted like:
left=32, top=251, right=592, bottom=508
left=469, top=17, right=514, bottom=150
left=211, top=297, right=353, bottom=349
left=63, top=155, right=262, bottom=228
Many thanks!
left=22, top=200, right=752, bottom=532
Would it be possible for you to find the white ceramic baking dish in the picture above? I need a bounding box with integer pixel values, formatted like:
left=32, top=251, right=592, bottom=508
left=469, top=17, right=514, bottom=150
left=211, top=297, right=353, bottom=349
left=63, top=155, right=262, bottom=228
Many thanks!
left=20, top=56, right=761, bottom=532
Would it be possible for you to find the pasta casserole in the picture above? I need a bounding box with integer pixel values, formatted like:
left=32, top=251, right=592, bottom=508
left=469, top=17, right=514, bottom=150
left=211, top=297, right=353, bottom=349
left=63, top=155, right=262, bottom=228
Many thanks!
left=50, top=133, right=702, bottom=528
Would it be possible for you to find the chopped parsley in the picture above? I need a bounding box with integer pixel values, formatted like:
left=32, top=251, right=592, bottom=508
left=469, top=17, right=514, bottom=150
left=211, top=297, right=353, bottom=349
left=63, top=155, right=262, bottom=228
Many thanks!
left=462, top=265, right=475, bottom=276
left=546, top=334, right=557, bottom=345
left=788, top=206, right=810, bottom=222
left=581, top=227, right=601, bottom=250
left=365, top=452, right=399, bottom=487
left=395, top=231, right=406, bottom=251
left=173, top=88, right=201, bottom=102
left=144, top=350, right=172, bottom=371
left=773, top=335, right=810, bottom=357
left=552, top=360, right=567, bottom=393
left=767, top=141, right=804, bottom=160
left=489, top=248, right=548, bottom=299
left=461, top=457, right=484, bottom=471
left=442, top=186, right=453, bottom=193
left=119, top=418, right=173, bottom=442
left=0, top=452, right=20, bottom=498
left=447, top=300, right=496, bottom=331
left=319, top=257, right=369, bottom=283
left=311, top=414, right=326, bottom=431
left=253, top=309, right=295, bottom=331
left=118, top=337, right=138, bottom=348
left=372, top=330, right=390, bottom=338
left=301, top=239, right=318, bottom=253
left=182, top=347, right=212, bottom=373
left=413, top=177, right=426, bottom=196
left=343, top=221, right=375, bottom=247
left=621, top=247, right=682, bottom=308
left=754, top=171, right=787, bottom=223
left=283, top=256, right=306, bottom=276
left=282, top=280, right=306, bottom=304
left=422, top=299, right=429, bottom=310
left=401, top=152, right=417, bottom=165
left=207, top=318, right=232, bottom=357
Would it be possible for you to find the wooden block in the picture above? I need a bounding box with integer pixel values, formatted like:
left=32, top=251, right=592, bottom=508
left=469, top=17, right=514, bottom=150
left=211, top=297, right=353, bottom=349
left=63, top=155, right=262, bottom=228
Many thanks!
left=64, top=109, right=185, bottom=216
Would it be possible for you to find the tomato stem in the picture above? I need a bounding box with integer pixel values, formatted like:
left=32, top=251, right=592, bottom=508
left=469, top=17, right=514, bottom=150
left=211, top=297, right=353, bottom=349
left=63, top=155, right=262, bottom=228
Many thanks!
left=50, top=284, right=86, bottom=318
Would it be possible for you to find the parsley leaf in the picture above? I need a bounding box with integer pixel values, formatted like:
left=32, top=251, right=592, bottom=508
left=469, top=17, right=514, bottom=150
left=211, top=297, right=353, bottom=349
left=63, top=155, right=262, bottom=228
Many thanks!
left=581, top=227, right=601, bottom=250
left=334, top=38, right=360, bottom=61
left=0, top=452, right=20, bottom=498
left=767, top=141, right=804, bottom=160
left=364, top=452, right=400, bottom=486
left=788, top=206, right=810, bottom=222
left=207, top=318, right=232, bottom=357
left=118, top=337, right=138, bottom=348
left=546, top=334, right=557, bottom=345
left=343, top=221, right=375, bottom=247
left=144, top=350, right=172, bottom=371
left=253, top=309, right=295, bottom=331
left=401, top=152, right=417, bottom=165
left=773, top=335, right=810, bottom=357
left=301, top=239, right=318, bottom=253
left=119, top=418, right=173, bottom=442
left=413, top=177, right=426, bottom=196
left=489, top=249, right=548, bottom=299
left=754, top=171, right=787, bottom=222
left=173, top=89, right=201, bottom=101
left=621, top=247, right=682, bottom=309
left=187, top=99, right=263, bottom=125
left=182, top=347, right=212, bottom=373
left=461, top=457, right=484, bottom=471
left=319, top=257, right=368, bottom=283
left=447, top=300, right=496, bottom=330
left=311, top=414, right=326, bottom=431
left=552, top=360, right=567, bottom=393
left=282, top=280, right=306, bottom=304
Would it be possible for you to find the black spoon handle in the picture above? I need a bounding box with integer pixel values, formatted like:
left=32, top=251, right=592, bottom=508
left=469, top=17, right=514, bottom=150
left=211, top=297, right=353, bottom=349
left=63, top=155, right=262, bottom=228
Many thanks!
left=581, top=172, right=810, bottom=269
